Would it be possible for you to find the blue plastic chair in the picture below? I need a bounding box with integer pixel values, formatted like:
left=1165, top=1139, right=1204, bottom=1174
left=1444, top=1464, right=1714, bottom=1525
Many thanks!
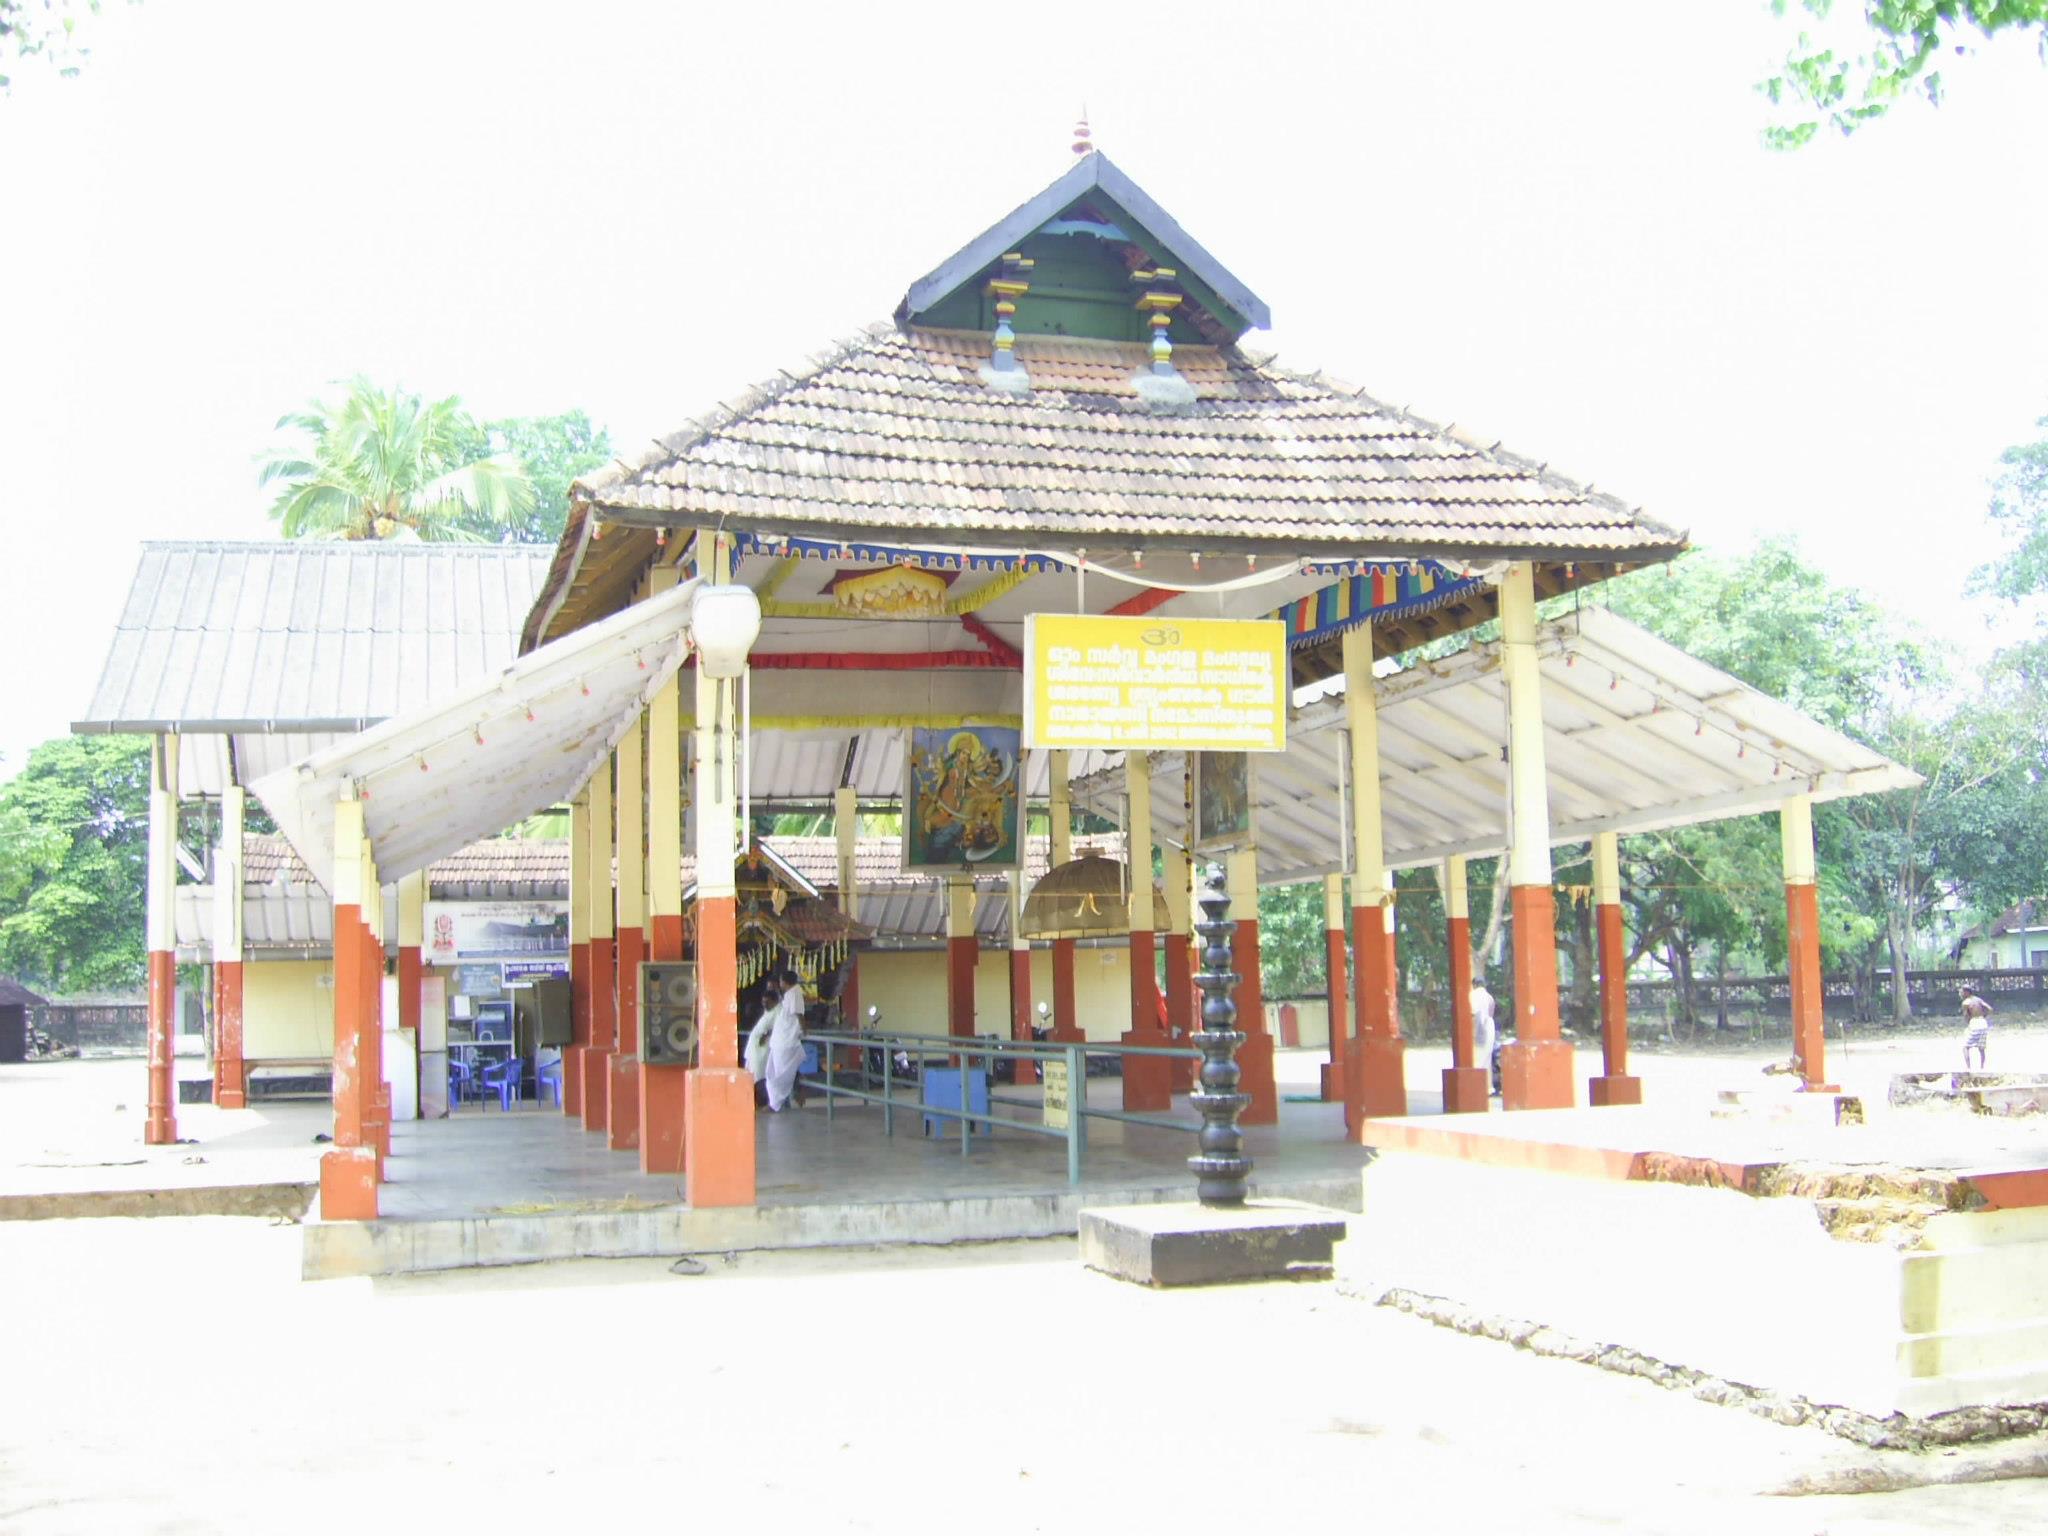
left=537, top=1056, right=564, bottom=1108
left=448, top=1058, right=474, bottom=1110
left=482, top=1056, right=524, bottom=1111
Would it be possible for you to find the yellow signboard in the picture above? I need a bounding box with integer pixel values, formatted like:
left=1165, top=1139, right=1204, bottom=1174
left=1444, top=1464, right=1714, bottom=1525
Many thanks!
left=1041, top=1058, right=1071, bottom=1130
left=1022, top=614, right=1289, bottom=752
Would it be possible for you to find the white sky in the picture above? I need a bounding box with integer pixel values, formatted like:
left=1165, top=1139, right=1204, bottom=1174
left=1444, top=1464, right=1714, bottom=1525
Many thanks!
left=3, top=0, right=2045, bottom=778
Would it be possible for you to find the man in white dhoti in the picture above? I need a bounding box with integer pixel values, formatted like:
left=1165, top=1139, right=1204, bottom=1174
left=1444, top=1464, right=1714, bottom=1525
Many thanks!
left=746, top=971, right=808, bottom=1113
left=1470, top=980, right=1498, bottom=1096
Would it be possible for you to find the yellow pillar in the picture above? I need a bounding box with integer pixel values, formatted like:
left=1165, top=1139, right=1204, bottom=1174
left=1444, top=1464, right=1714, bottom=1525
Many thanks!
left=1007, top=868, right=1037, bottom=1085
left=144, top=734, right=179, bottom=1144
left=834, top=783, right=861, bottom=1036
left=580, top=752, right=616, bottom=1132
left=564, top=787, right=591, bottom=1118
left=685, top=529, right=755, bottom=1206
left=1047, top=749, right=1079, bottom=1041
left=642, top=561, right=687, bottom=1174
left=1121, top=753, right=1169, bottom=1108
left=1343, top=627, right=1405, bottom=1123
left=1225, top=843, right=1276, bottom=1124
left=610, top=713, right=646, bottom=1150
left=1498, top=560, right=1572, bottom=1108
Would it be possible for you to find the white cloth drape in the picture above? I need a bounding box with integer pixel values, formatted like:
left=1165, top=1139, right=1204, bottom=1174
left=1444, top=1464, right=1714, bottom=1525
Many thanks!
left=745, top=985, right=807, bottom=1110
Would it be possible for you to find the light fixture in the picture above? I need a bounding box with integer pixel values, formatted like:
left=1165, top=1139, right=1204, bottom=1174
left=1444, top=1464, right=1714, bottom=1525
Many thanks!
left=690, top=585, right=763, bottom=679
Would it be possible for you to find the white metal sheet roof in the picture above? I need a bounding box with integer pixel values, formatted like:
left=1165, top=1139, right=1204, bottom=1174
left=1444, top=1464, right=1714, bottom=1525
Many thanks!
left=1066, top=606, right=1920, bottom=882
left=253, top=578, right=700, bottom=888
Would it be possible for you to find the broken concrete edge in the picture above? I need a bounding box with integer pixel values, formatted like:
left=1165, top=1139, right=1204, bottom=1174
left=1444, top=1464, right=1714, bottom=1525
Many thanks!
left=0, top=1182, right=316, bottom=1223
left=1078, top=1200, right=1350, bottom=1287
left=1346, top=1281, right=2048, bottom=1452
left=300, top=1175, right=1365, bottom=1281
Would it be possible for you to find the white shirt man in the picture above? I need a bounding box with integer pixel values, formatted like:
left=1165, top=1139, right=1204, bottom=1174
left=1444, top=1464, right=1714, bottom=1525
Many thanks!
left=745, top=974, right=809, bottom=1112
left=1470, top=981, right=1498, bottom=1079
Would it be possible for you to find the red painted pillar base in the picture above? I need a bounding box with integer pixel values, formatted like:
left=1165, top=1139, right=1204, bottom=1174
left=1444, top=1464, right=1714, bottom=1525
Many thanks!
left=1442, top=1066, right=1490, bottom=1114
left=1588, top=1074, right=1642, bottom=1106
left=1348, top=1037, right=1409, bottom=1121
left=947, top=935, right=977, bottom=1041
left=1786, top=882, right=1828, bottom=1091
left=1049, top=938, right=1080, bottom=1042
left=1347, top=906, right=1405, bottom=1129
left=639, top=1064, right=688, bottom=1175
left=1236, top=1031, right=1277, bottom=1125
left=214, top=958, right=247, bottom=1110
left=1164, top=933, right=1194, bottom=1093
left=1008, top=948, right=1038, bottom=1087
left=1122, top=929, right=1169, bottom=1112
left=610, top=925, right=644, bottom=1150
left=1503, top=884, right=1574, bottom=1110
left=564, top=939, right=590, bottom=1117
left=319, top=1145, right=379, bottom=1220
left=1322, top=926, right=1349, bottom=1103
left=1232, top=917, right=1276, bottom=1124
left=683, top=1067, right=756, bottom=1207
left=145, top=949, right=178, bottom=1145
left=583, top=935, right=615, bottom=1133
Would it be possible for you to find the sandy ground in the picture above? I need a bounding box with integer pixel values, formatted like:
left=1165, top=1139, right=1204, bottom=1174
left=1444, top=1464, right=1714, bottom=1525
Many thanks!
left=0, top=1219, right=2043, bottom=1535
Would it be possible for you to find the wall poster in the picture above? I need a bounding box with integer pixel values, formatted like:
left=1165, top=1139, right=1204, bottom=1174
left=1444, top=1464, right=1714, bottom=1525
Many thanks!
left=903, top=725, right=1025, bottom=872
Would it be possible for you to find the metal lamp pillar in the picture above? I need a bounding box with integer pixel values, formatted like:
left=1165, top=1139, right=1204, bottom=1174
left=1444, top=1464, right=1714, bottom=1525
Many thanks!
left=610, top=715, right=646, bottom=1151
left=1782, top=795, right=1834, bottom=1091
left=1319, top=872, right=1348, bottom=1103
left=683, top=530, right=756, bottom=1207
left=564, top=787, right=591, bottom=1118
left=641, top=564, right=688, bottom=1174
left=212, top=780, right=248, bottom=1110
left=144, top=734, right=179, bottom=1145
left=1047, top=751, right=1080, bottom=1042
left=1342, top=627, right=1406, bottom=1124
left=1120, top=753, right=1170, bottom=1112
left=1188, top=865, right=1251, bottom=1206
left=1226, top=846, right=1276, bottom=1125
left=1441, top=854, right=1488, bottom=1112
left=1588, top=831, right=1642, bottom=1105
left=1498, top=561, right=1573, bottom=1109
left=1162, top=837, right=1194, bottom=1094
left=319, top=796, right=378, bottom=1219
left=1007, top=871, right=1037, bottom=1086
left=582, top=757, right=617, bottom=1132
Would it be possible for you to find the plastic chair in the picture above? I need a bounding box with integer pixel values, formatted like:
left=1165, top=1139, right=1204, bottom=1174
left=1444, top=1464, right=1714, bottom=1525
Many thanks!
left=538, top=1057, right=564, bottom=1108
left=481, top=1056, right=524, bottom=1111
left=447, top=1058, right=474, bottom=1110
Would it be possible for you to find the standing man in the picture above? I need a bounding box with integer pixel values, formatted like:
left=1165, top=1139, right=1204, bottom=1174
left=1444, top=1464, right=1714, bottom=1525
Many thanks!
left=1472, top=978, right=1499, bottom=1096
left=1960, top=985, right=1993, bottom=1072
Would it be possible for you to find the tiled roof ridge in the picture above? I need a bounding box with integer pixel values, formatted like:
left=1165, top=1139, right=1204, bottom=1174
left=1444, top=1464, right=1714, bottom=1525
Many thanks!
left=1244, top=357, right=1683, bottom=544
left=575, top=323, right=901, bottom=501
left=131, top=539, right=554, bottom=556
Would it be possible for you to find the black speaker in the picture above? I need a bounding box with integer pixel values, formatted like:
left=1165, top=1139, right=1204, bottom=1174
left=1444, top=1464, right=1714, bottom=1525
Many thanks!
left=641, top=962, right=699, bottom=1066
left=522, top=977, right=572, bottom=1047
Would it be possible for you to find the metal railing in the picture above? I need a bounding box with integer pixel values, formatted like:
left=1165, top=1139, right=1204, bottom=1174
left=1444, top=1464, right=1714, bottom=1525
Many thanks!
left=795, top=1028, right=1202, bottom=1186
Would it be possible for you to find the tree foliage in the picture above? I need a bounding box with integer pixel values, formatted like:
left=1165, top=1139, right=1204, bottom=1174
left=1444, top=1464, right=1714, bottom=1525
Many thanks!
left=450, top=410, right=612, bottom=547
left=259, top=379, right=535, bottom=543
left=0, top=735, right=149, bottom=992
left=1762, top=1, right=2048, bottom=147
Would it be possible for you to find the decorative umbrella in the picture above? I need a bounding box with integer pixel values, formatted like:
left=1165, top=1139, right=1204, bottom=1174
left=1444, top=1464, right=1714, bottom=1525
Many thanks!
left=1018, top=855, right=1172, bottom=940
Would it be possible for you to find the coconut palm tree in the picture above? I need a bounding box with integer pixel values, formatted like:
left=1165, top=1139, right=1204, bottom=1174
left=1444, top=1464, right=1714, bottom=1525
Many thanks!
left=259, top=378, right=535, bottom=542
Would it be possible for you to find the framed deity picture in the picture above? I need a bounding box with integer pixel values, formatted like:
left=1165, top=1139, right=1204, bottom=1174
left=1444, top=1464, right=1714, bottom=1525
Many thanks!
left=903, top=725, right=1026, bottom=872
left=1191, top=750, right=1253, bottom=853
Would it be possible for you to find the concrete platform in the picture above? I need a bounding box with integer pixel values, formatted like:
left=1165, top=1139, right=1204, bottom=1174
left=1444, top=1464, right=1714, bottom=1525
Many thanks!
left=1079, top=1199, right=1348, bottom=1286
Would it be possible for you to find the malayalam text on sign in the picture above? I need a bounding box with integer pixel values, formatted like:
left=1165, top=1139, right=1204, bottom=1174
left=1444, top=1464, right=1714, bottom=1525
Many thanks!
left=1021, top=614, right=1288, bottom=752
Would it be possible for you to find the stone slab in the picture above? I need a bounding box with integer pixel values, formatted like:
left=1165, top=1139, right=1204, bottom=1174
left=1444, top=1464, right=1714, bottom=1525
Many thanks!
left=1078, top=1199, right=1349, bottom=1287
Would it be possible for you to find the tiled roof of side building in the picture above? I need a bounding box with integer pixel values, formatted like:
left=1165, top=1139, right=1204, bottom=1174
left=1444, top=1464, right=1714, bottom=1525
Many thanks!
left=76, top=541, right=556, bottom=734
left=567, top=325, right=1683, bottom=563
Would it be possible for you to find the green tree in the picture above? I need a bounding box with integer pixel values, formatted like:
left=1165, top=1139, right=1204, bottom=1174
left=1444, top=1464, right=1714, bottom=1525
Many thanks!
left=1, top=0, right=126, bottom=92
left=259, top=378, right=535, bottom=543
left=1762, top=1, right=2048, bottom=147
left=0, top=735, right=149, bottom=991
left=1975, top=413, right=2048, bottom=603
left=450, top=411, right=613, bottom=546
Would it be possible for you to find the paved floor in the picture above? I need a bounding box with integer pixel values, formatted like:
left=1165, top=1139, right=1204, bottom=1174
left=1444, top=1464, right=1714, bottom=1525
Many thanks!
left=2, top=1216, right=2042, bottom=1535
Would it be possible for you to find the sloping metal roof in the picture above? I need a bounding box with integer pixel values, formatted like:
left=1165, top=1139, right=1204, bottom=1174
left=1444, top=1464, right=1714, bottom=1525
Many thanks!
left=1067, top=606, right=1921, bottom=882
left=75, top=541, right=554, bottom=734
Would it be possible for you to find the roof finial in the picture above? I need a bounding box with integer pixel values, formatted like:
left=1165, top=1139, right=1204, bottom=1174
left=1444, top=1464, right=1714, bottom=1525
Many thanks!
left=1072, top=111, right=1093, bottom=158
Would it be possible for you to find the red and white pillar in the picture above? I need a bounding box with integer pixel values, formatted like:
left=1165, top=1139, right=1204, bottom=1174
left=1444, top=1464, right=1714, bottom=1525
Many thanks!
left=1121, top=753, right=1171, bottom=1112
left=1318, top=872, right=1348, bottom=1103
left=582, top=756, right=616, bottom=1133
left=1047, top=751, right=1081, bottom=1043
left=1227, top=845, right=1277, bottom=1125
left=144, top=734, right=180, bottom=1145
left=564, top=787, right=591, bottom=1117
left=683, top=530, right=755, bottom=1206
left=319, top=795, right=378, bottom=1219
left=212, top=779, right=248, bottom=1110
left=1498, top=562, right=1573, bottom=1109
left=1441, top=854, right=1488, bottom=1112
left=395, top=869, right=425, bottom=1118
left=1343, top=627, right=1406, bottom=1125
left=834, top=785, right=861, bottom=1047
left=1162, top=837, right=1194, bottom=1094
left=641, top=562, right=688, bottom=1174
left=1007, top=870, right=1037, bottom=1086
left=946, top=877, right=978, bottom=1044
left=610, top=715, right=646, bottom=1151
left=1588, top=831, right=1642, bottom=1105
left=1781, top=796, right=1834, bottom=1091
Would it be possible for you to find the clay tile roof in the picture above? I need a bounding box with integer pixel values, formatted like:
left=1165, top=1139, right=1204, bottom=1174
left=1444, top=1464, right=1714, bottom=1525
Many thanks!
left=241, top=834, right=568, bottom=899
left=561, top=324, right=1684, bottom=583
left=0, top=977, right=50, bottom=1009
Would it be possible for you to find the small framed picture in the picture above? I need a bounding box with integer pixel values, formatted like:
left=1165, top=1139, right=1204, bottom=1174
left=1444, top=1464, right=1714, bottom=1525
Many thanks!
left=1191, top=751, right=1252, bottom=853
left=903, top=725, right=1026, bottom=872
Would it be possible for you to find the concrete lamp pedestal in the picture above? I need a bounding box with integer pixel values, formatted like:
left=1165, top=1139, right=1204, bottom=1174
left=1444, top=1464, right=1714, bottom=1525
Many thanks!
left=1079, top=1201, right=1350, bottom=1288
